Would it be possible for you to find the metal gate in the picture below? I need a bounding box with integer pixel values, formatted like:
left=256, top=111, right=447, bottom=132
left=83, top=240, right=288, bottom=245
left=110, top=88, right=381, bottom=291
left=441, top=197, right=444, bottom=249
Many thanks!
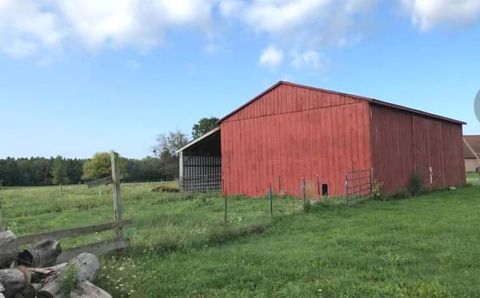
left=345, top=169, right=374, bottom=198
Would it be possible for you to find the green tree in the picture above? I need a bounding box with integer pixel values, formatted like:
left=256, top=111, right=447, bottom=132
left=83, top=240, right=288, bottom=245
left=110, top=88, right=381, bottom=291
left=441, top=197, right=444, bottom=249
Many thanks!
left=82, top=152, right=126, bottom=181
left=51, top=156, right=69, bottom=185
left=153, top=130, right=189, bottom=157
left=192, top=117, right=219, bottom=139
left=152, top=130, right=189, bottom=179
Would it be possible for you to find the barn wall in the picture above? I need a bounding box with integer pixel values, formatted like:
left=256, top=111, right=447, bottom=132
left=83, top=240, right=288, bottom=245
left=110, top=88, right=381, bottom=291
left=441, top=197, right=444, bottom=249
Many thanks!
left=371, top=104, right=465, bottom=194
left=221, top=84, right=372, bottom=197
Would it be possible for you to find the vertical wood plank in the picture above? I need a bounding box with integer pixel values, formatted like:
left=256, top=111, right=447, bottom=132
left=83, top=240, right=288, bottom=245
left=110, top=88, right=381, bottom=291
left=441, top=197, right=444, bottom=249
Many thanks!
left=111, top=151, right=123, bottom=239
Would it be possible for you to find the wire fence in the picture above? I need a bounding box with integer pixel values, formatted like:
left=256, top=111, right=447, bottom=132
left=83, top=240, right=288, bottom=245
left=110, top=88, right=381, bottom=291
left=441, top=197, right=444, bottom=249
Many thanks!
left=180, top=173, right=222, bottom=192
left=345, top=169, right=374, bottom=198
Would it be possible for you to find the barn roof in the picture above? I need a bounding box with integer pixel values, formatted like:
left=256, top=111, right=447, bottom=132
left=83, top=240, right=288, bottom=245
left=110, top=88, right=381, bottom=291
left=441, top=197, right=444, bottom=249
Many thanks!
left=464, top=135, right=480, bottom=159
left=218, top=81, right=466, bottom=125
left=176, top=127, right=220, bottom=154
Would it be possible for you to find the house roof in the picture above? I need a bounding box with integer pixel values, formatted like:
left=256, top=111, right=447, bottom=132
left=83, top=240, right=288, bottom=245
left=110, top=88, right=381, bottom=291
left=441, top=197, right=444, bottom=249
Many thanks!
left=218, top=81, right=466, bottom=125
left=464, top=135, right=480, bottom=159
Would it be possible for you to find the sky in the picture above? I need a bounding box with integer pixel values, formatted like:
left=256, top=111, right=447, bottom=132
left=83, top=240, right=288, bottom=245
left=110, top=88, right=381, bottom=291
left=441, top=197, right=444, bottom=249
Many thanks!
left=0, top=0, right=479, bottom=159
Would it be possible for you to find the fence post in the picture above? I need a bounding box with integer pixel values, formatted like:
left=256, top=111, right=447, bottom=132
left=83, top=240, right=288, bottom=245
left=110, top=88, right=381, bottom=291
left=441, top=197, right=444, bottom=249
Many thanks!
left=370, top=168, right=375, bottom=196
left=316, top=176, right=320, bottom=198
left=111, top=151, right=123, bottom=239
left=0, top=195, right=3, bottom=232
left=224, top=195, right=227, bottom=224
left=344, top=174, right=349, bottom=206
left=302, top=178, right=307, bottom=209
left=269, top=184, right=273, bottom=216
left=277, top=176, right=281, bottom=194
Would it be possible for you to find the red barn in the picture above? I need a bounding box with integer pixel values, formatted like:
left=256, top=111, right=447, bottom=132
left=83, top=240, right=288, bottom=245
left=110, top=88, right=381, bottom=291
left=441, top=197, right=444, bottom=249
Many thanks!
left=177, top=81, right=466, bottom=197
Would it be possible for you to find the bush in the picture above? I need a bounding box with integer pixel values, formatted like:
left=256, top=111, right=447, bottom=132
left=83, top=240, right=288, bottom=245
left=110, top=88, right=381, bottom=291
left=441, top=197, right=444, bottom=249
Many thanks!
left=408, top=171, right=424, bottom=195
left=372, top=181, right=384, bottom=200
left=303, top=200, right=312, bottom=213
left=392, top=189, right=412, bottom=200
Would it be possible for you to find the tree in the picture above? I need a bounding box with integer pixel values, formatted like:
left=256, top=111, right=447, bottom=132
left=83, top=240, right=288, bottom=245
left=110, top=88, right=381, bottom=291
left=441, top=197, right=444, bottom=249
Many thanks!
left=152, top=130, right=189, bottom=157
left=82, top=152, right=126, bottom=181
left=152, top=130, right=189, bottom=179
left=192, top=117, right=219, bottom=139
left=51, top=156, right=69, bottom=185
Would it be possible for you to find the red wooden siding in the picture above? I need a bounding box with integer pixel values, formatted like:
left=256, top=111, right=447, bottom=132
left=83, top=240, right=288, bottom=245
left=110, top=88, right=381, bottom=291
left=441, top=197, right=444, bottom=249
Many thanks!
left=221, top=84, right=372, bottom=197
left=371, top=104, right=465, bottom=194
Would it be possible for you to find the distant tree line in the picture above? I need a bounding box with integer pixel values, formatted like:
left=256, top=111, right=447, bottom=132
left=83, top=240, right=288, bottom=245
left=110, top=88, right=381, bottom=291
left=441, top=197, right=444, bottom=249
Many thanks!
left=0, top=156, right=178, bottom=187
left=0, top=157, right=83, bottom=186
left=0, top=117, right=219, bottom=187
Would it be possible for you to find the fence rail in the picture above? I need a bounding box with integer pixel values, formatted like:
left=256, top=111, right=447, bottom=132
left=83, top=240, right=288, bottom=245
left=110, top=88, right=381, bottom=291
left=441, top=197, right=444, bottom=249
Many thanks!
left=17, top=220, right=132, bottom=246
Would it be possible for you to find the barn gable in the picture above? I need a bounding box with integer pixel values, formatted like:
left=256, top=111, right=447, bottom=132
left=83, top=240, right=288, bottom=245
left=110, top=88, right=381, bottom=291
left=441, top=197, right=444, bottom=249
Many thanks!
left=220, top=83, right=372, bottom=197
left=220, top=82, right=363, bottom=123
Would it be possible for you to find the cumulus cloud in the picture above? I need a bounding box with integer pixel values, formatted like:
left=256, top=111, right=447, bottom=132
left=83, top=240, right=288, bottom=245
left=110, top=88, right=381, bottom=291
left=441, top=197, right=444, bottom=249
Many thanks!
left=290, top=50, right=329, bottom=70
left=259, top=45, right=284, bottom=68
left=220, top=0, right=378, bottom=46
left=3, top=0, right=477, bottom=68
left=220, top=0, right=377, bottom=68
left=0, top=0, right=214, bottom=57
left=0, top=0, right=62, bottom=57
left=402, top=0, right=480, bottom=31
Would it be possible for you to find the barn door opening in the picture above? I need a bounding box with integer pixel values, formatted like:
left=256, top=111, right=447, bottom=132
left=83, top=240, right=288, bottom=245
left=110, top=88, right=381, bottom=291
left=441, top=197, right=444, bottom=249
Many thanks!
left=177, top=127, right=222, bottom=192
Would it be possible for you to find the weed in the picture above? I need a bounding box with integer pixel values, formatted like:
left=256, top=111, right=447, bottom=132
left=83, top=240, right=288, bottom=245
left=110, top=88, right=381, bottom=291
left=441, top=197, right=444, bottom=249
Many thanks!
left=60, top=265, right=78, bottom=296
left=408, top=171, right=424, bottom=195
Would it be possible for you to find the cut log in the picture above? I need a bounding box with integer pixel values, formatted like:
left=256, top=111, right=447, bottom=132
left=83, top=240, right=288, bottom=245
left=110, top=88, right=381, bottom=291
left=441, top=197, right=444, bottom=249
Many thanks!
left=0, top=269, right=27, bottom=298
left=36, top=253, right=100, bottom=298
left=0, top=231, right=17, bottom=269
left=70, top=281, right=112, bottom=298
left=17, top=240, right=62, bottom=268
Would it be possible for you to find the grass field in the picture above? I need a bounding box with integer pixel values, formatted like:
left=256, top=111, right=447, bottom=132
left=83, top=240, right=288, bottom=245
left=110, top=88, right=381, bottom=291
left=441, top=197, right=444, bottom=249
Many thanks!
left=467, top=172, right=479, bottom=185
left=0, top=180, right=479, bottom=297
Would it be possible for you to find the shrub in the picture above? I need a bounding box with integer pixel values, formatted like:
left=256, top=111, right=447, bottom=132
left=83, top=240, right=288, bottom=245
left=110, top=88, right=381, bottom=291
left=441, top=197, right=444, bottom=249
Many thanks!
left=408, top=171, right=424, bottom=195
left=392, top=189, right=412, bottom=200
left=303, top=200, right=312, bottom=213
left=371, top=181, right=384, bottom=199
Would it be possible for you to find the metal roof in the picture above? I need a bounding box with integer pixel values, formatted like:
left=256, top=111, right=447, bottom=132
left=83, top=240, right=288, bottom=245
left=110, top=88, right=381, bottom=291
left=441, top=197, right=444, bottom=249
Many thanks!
left=464, top=135, right=480, bottom=159
left=218, top=81, right=466, bottom=125
left=176, top=126, right=220, bottom=153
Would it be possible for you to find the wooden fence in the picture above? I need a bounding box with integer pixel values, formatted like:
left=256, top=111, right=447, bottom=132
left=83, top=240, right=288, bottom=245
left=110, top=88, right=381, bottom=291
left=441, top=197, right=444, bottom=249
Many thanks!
left=4, top=151, right=131, bottom=264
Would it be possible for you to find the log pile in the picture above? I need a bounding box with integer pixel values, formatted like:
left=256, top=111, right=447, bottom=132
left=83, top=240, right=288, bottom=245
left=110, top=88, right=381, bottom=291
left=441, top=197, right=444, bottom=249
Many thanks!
left=0, top=231, right=111, bottom=298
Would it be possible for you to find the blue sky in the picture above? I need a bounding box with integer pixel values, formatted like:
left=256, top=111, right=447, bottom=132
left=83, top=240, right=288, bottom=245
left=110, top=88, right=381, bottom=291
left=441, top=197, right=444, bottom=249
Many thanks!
left=0, top=0, right=479, bottom=159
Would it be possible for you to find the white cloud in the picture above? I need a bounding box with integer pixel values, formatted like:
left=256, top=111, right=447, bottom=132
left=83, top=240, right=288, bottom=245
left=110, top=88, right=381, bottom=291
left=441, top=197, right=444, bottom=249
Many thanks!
left=220, top=0, right=377, bottom=70
left=4, top=0, right=478, bottom=69
left=259, top=45, right=284, bottom=68
left=402, top=0, right=480, bottom=31
left=0, top=0, right=215, bottom=57
left=291, top=50, right=329, bottom=70
left=0, top=0, right=62, bottom=57
left=220, top=0, right=378, bottom=47
left=57, top=0, right=214, bottom=50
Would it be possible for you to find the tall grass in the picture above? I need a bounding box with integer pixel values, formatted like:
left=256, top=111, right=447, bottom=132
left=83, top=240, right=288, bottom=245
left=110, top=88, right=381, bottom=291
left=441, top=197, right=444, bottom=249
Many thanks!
left=1, top=183, right=479, bottom=297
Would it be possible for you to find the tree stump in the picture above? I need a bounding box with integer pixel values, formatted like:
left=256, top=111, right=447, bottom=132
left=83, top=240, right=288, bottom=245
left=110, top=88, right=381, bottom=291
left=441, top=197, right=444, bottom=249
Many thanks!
left=0, top=231, right=17, bottom=269
left=70, top=281, right=112, bottom=298
left=17, top=240, right=62, bottom=268
left=36, top=253, right=100, bottom=298
left=0, top=268, right=27, bottom=298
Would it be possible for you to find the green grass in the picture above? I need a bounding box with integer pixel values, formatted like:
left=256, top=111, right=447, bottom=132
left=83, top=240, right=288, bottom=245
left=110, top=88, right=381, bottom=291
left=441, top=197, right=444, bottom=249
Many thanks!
left=467, top=172, right=479, bottom=185
left=1, top=183, right=479, bottom=297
